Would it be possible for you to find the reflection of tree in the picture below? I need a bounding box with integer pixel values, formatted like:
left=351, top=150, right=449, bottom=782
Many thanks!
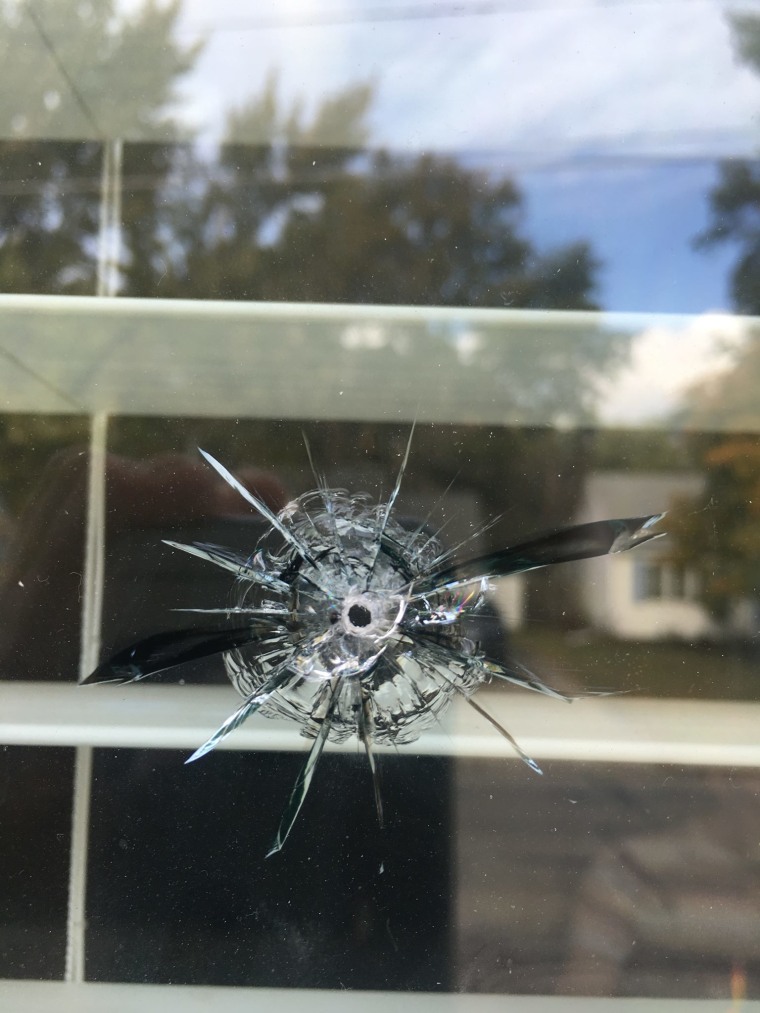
left=698, top=13, right=760, bottom=313
left=0, top=0, right=199, bottom=294
left=153, top=77, right=600, bottom=312
left=698, top=159, right=760, bottom=313
left=0, top=0, right=197, bottom=141
left=667, top=338, right=760, bottom=620
left=669, top=435, right=760, bottom=620
left=673, top=12, right=760, bottom=621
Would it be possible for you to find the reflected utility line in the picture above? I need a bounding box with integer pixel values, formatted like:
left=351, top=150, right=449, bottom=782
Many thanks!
left=181, top=0, right=714, bottom=33
left=0, top=140, right=751, bottom=201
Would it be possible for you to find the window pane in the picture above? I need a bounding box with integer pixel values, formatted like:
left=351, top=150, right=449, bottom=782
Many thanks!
left=4, top=0, right=760, bottom=1004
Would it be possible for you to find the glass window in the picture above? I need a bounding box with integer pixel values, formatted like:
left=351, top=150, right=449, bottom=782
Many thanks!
left=3, top=2, right=760, bottom=1009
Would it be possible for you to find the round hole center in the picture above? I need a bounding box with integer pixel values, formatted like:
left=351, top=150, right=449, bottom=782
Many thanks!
left=347, top=603, right=372, bottom=628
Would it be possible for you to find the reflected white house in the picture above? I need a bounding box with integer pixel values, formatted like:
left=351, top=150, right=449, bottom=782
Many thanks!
left=577, top=471, right=714, bottom=641
left=490, top=471, right=717, bottom=642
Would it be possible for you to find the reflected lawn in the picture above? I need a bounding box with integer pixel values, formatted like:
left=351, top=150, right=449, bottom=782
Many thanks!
left=513, top=626, right=760, bottom=701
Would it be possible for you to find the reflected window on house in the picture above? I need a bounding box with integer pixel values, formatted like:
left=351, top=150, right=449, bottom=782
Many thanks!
left=670, top=564, right=687, bottom=599
left=633, top=560, right=697, bottom=601
left=633, top=559, right=664, bottom=601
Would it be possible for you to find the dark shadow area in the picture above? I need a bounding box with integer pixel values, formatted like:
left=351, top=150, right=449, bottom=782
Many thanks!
left=86, top=748, right=451, bottom=990
left=0, top=746, right=73, bottom=979
left=0, top=416, right=89, bottom=681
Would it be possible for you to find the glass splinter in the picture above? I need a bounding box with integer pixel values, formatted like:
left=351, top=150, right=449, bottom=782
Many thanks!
left=354, top=679, right=384, bottom=827
left=465, top=694, right=543, bottom=775
left=185, top=661, right=295, bottom=764
left=88, top=438, right=664, bottom=854
left=266, top=676, right=342, bottom=857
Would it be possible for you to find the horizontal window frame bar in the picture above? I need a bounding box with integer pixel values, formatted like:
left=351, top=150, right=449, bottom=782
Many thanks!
left=0, top=295, right=750, bottom=428
left=0, top=291, right=643, bottom=326
left=2, top=682, right=759, bottom=767
left=0, top=980, right=753, bottom=1012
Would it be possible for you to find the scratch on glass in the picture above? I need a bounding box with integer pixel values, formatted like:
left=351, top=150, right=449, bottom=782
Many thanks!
left=85, top=431, right=664, bottom=855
